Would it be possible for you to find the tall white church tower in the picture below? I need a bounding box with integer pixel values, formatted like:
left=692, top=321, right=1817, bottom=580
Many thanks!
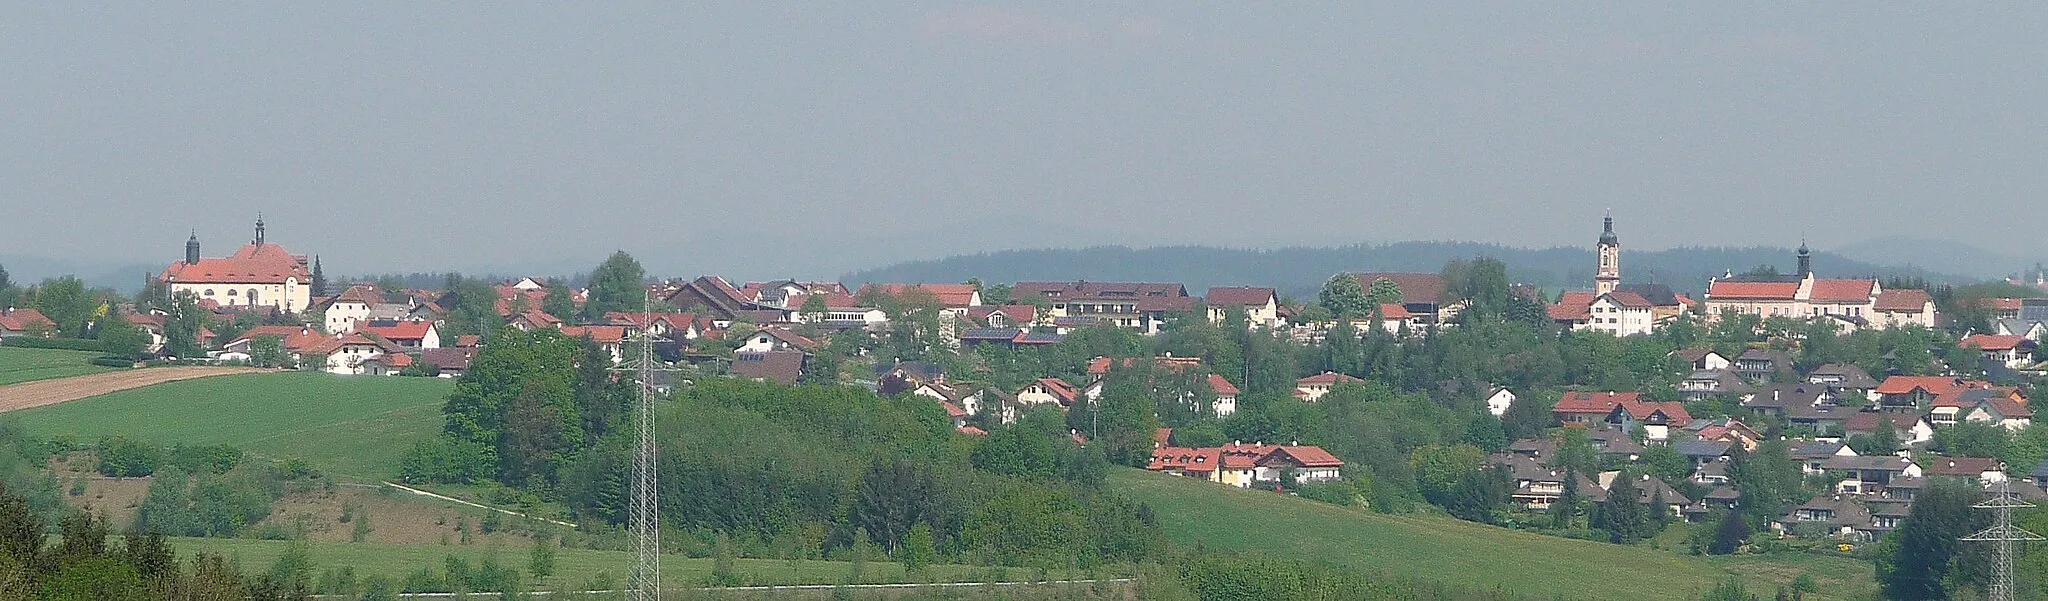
left=1596, top=214, right=1620, bottom=295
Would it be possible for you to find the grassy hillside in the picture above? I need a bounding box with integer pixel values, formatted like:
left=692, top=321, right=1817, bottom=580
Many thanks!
left=1110, top=469, right=1876, bottom=601
left=13, top=372, right=451, bottom=480
left=0, top=347, right=110, bottom=385
left=167, top=537, right=1102, bottom=591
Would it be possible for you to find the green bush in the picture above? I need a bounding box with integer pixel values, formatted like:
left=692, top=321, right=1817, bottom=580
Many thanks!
left=169, top=444, right=244, bottom=474
left=89, top=356, right=139, bottom=368
left=96, top=437, right=165, bottom=477
left=1, top=337, right=104, bottom=351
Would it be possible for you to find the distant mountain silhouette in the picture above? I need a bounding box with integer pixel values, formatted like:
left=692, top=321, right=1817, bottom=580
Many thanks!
left=1834, top=236, right=2041, bottom=281
left=843, top=242, right=1978, bottom=299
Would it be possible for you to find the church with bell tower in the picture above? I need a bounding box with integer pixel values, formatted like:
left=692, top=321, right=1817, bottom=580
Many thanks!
left=1595, top=213, right=1620, bottom=295
left=159, top=216, right=314, bottom=314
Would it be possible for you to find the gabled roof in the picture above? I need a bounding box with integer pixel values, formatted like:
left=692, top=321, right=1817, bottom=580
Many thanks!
left=1203, top=286, right=1277, bottom=308
left=419, top=347, right=478, bottom=371
left=1296, top=371, right=1366, bottom=386
left=1809, top=279, right=1878, bottom=303
left=1844, top=411, right=1925, bottom=435
left=1789, top=441, right=1849, bottom=460
left=1923, top=457, right=2001, bottom=477
left=1377, top=303, right=1413, bottom=320
left=0, top=308, right=54, bottom=332
left=1207, top=374, right=1241, bottom=396
left=1601, top=291, right=1655, bottom=309
left=1807, top=363, right=1880, bottom=388
left=1674, top=440, right=1734, bottom=458
left=355, top=320, right=435, bottom=341
left=731, top=351, right=805, bottom=385
left=1147, top=447, right=1222, bottom=473
left=559, top=325, right=627, bottom=344
left=856, top=283, right=981, bottom=308
left=1874, top=289, right=1934, bottom=312
left=1263, top=446, right=1345, bottom=468
left=1024, top=378, right=1081, bottom=404
left=1610, top=400, right=1692, bottom=426
left=160, top=243, right=310, bottom=285
left=1553, top=391, right=1641, bottom=414
left=1348, top=273, right=1447, bottom=305
left=1821, top=455, right=1915, bottom=472
left=1707, top=281, right=1800, bottom=301
left=1961, top=334, right=2031, bottom=352
left=1875, top=376, right=1962, bottom=396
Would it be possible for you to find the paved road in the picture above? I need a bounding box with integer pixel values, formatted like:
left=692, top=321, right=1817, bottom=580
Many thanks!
left=0, top=366, right=267, bottom=412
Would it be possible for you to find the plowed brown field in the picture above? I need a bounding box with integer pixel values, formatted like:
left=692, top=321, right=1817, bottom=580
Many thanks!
left=0, top=367, right=266, bottom=412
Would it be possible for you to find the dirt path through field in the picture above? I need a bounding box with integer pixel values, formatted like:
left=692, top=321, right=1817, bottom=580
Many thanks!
left=0, top=367, right=268, bottom=412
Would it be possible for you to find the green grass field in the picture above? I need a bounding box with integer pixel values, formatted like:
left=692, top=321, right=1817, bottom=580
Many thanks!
left=0, top=347, right=111, bottom=385
left=12, top=372, right=452, bottom=480
left=1110, top=469, right=1877, bottom=601
left=167, top=537, right=1101, bottom=592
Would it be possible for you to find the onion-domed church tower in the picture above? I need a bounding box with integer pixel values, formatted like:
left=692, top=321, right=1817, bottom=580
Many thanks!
left=1596, top=214, right=1620, bottom=295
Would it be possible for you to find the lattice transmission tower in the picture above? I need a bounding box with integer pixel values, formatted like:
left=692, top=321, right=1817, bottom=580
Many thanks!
left=611, top=292, right=677, bottom=601
left=1962, top=475, right=2044, bottom=601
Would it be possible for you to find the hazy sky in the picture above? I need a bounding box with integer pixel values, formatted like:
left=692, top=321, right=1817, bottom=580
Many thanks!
left=4, top=4, right=2046, bottom=279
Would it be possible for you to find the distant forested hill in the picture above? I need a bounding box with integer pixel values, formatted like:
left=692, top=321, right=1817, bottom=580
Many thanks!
left=842, top=242, right=1974, bottom=299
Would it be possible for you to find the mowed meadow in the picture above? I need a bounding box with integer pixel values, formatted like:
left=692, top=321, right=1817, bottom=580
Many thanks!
left=11, top=372, right=452, bottom=480
left=1110, top=469, right=1880, bottom=601
left=0, top=347, right=111, bottom=385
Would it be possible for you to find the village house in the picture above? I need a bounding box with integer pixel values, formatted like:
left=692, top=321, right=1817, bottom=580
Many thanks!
left=1485, top=387, right=1517, bottom=417
left=1013, top=281, right=1193, bottom=335
left=224, top=325, right=396, bottom=376
left=1823, top=455, right=1922, bottom=495
left=1791, top=441, right=1859, bottom=476
left=1843, top=412, right=1935, bottom=447
left=1293, top=371, right=1365, bottom=402
left=1349, top=273, right=1453, bottom=325
left=1604, top=399, right=1693, bottom=444
left=1204, top=286, right=1283, bottom=329
left=354, top=320, right=441, bottom=350
left=1015, top=377, right=1082, bottom=409
left=1731, top=348, right=1794, bottom=383
left=1148, top=443, right=1344, bottom=488
left=1874, top=376, right=1963, bottom=413
left=1551, top=391, right=1642, bottom=426
left=1960, top=334, right=2037, bottom=369
left=0, top=308, right=55, bottom=339
left=1680, top=368, right=1752, bottom=402
left=160, top=220, right=314, bottom=314
left=1776, top=496, right=1876, bottom=541
left=1922, top=457, right=2006, bottom=485
left=1674, top=348, right=1733, bottom=372
left=1805, top=363, right=1880, bottom=404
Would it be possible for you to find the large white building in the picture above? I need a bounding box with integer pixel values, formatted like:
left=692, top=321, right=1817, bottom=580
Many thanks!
left=160, top=219, right=313, bottom=315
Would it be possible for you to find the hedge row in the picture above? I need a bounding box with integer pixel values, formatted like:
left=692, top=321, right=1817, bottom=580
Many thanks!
left=0, top=337, right=104, bottom=352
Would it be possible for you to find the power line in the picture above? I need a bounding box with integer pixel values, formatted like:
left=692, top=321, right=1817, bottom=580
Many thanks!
left=1961, top=475, right=2044, bottom=601
left=611, top=291, right=677, bottom=601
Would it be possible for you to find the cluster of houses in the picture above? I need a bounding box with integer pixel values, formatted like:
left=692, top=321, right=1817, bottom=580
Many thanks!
left=1145, top=433, right=1346, bottom=489
left=1492, top=353, right=2047, bottom=543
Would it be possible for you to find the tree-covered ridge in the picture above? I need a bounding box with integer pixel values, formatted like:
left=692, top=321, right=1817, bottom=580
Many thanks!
left=842, top=243, right=1973, bottom=297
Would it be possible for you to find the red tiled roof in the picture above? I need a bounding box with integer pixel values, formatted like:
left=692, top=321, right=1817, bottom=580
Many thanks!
left=1875, top=376, right=1962, bottom=396
left=0, top=309, right=54, bottom=332
left=1204, top=287, right=1277, bottom=307
left=1874, top=289, right=1934, bottom=312
left=332, top=285, right=382, bottom=305
left=559, top=325, right=627, bottom=344
left=1808, top=279, right=1878, bottom=303
left=160, top=243, right=310, bottom=285
left=1297, top=371, right=1366, bottom=386
left=1980, top=298, right=2025, bottom=311
left=355, top=320, right=435, bottom=341
left=1984, top=395, right=2033, bottom=419
left=957, top=426, right=988, bottom=436
left=1378, top=303, right=1413, bottom=320
left=1554, top=391, right=1642, bottom=414
left=1548, top=303, right=1591, bottom=321
left=1961, top=334, right=2029, bottom=351
left=1153, top=428, right=1174, bottom=446
left=1208, top=374, right=1241, bottom=396
left=454, top=335, right=481, bottom=348
left=938, top=400, right=968, bottom=419
left=1146, top=447, right=1222, bottom=473
left=1707, top=281, right=1800, bottom=301
left=1269, top=445, right=1345, bottom=468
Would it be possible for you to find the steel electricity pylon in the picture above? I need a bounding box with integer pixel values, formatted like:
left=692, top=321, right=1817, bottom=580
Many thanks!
left=610, top=292, right=676, bottom=601
left=1962, top=474, right=2044, bottom=601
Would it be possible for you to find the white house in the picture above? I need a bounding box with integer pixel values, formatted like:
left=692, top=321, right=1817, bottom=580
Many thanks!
left=1587, top=291, right=1656, bottom=337
left=1486, top=388, right=1517, bottom=417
